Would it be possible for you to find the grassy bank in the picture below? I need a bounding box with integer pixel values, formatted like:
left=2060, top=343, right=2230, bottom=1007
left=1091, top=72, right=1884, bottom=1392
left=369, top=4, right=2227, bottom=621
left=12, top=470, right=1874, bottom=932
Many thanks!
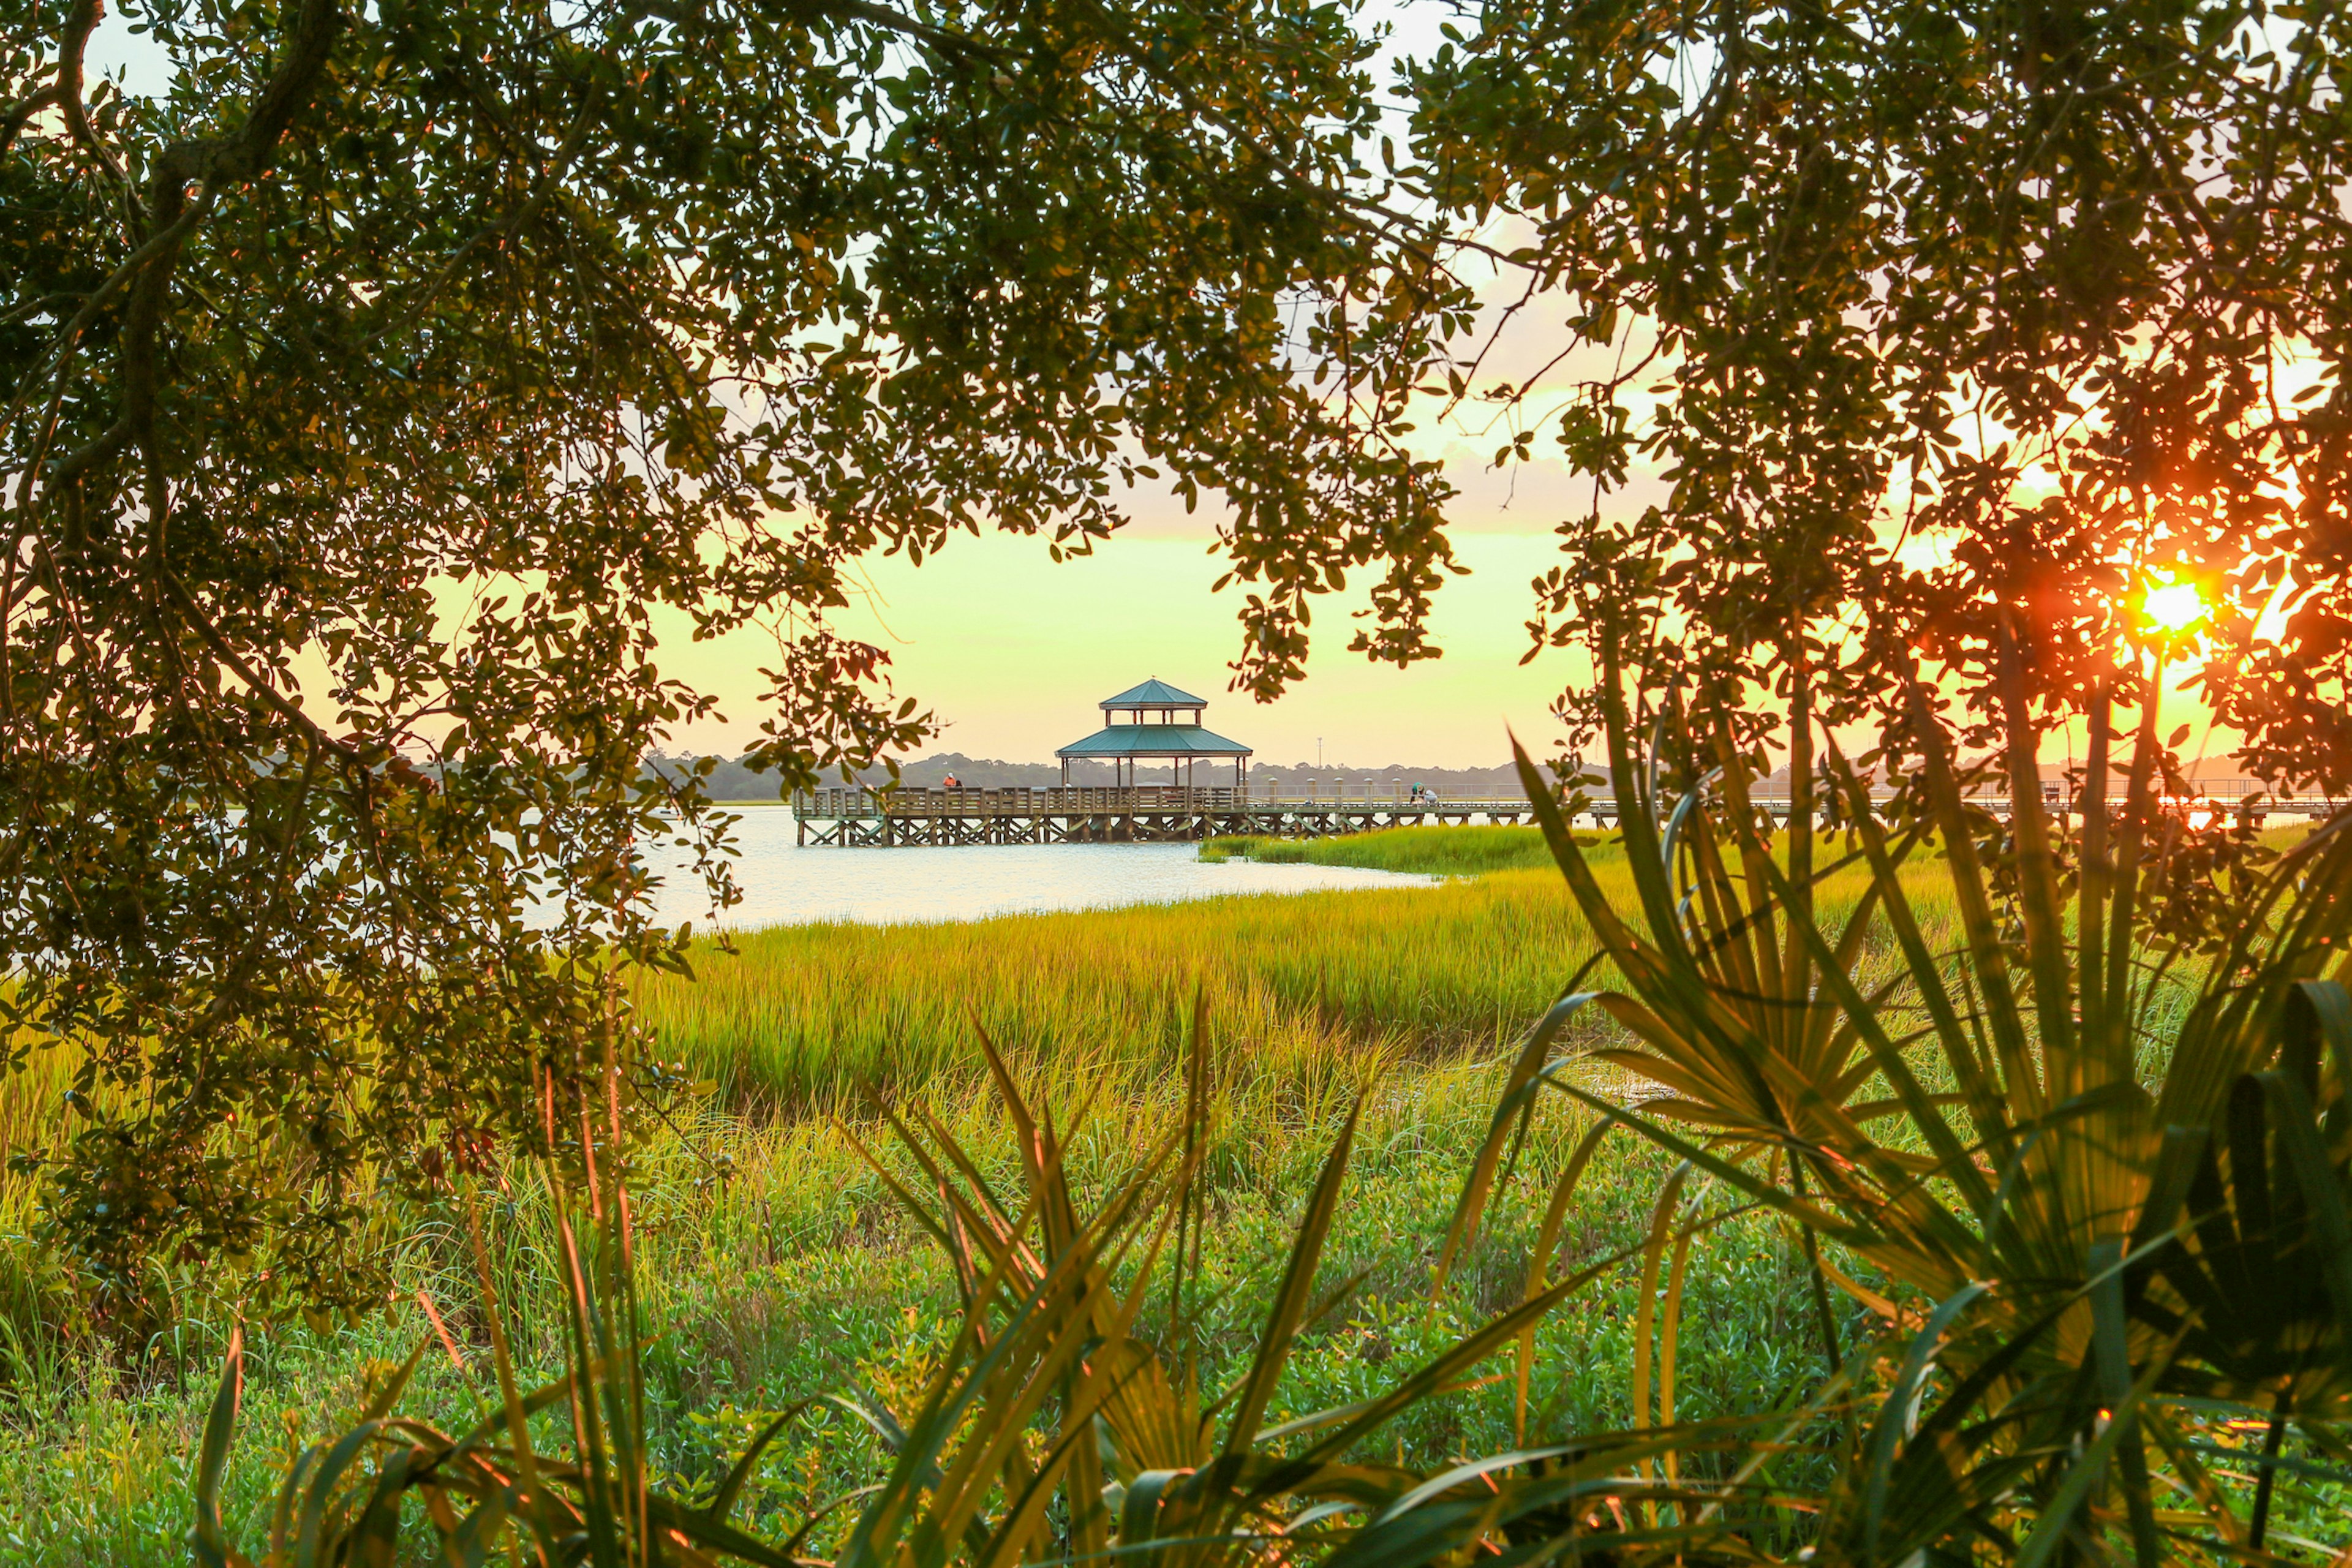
left=1200, top=824, right=1575, bottom=875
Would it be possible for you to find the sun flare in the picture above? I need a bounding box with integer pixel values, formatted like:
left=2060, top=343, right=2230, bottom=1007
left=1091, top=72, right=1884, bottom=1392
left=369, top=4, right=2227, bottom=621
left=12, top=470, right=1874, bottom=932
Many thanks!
left=2141, top=581, right=2207, bottom=633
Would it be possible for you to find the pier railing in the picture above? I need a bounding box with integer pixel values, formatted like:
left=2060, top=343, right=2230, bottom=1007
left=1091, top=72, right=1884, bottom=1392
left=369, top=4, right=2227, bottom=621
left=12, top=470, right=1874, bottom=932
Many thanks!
left=791, top=785, right=1537, bottom=818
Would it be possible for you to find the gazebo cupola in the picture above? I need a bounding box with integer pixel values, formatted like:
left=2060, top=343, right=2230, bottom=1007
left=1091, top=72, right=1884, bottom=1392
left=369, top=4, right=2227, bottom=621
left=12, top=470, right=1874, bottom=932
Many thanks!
left=1056, top=679, right=1253, bottom=788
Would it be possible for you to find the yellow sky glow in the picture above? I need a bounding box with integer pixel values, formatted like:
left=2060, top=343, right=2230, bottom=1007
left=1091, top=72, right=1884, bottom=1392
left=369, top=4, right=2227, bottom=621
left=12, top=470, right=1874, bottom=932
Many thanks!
left=652, top=528, right=1593, bottom=767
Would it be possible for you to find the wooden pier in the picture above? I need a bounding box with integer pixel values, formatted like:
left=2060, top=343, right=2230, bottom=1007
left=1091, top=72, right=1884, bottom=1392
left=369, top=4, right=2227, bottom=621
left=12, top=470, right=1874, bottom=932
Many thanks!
left=791, top=785, right=1536, bottom=846
left=791, top=778, right=2351, bottom=847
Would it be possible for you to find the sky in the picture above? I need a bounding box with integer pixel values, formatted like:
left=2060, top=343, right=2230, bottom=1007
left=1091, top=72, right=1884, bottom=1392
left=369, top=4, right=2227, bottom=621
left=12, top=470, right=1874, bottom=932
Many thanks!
left=652, top=494, right=1597, bottom=769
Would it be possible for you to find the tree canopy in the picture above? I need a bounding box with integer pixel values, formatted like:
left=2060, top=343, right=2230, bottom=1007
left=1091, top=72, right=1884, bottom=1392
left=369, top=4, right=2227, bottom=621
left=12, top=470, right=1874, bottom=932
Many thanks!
left=1408, top=0, right=2352, bottom=791
left=1, top=0, right=1460, bottom=1318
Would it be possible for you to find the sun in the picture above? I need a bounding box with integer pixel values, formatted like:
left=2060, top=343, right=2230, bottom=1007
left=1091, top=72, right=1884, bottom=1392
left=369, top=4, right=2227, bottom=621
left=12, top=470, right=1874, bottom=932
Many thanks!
left=2141, top=580, right=2207, bottom=634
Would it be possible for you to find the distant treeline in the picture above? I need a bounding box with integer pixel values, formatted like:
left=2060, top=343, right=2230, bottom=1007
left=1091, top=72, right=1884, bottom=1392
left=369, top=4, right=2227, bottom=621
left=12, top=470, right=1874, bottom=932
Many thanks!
left=646, top=751, right=1542, bottom=801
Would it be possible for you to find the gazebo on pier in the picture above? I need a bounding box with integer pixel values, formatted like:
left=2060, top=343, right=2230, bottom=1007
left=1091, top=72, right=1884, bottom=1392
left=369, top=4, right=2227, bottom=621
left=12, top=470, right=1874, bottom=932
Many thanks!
left=1056, top=679, right=1253, bottom=789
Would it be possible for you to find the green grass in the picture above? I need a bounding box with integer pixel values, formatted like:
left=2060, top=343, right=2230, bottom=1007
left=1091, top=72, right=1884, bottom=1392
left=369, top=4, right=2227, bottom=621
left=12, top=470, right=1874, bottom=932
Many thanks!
left=1200, top=824, right=1586, bottom=875
left=0, top=1067, right=1820, bottom=1564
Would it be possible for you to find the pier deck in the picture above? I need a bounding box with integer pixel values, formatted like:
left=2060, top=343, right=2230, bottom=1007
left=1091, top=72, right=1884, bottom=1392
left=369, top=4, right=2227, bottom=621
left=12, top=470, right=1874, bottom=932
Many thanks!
left=790, top=780, right=2352, bottom=847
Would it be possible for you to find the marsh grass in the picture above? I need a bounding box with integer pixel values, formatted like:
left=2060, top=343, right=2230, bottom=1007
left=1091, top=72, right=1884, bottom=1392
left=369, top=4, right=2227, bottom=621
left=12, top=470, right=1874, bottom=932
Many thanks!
left=1200, top=825, right=1583, bottom=875
left=631, top=870, right=1615, bottom=1114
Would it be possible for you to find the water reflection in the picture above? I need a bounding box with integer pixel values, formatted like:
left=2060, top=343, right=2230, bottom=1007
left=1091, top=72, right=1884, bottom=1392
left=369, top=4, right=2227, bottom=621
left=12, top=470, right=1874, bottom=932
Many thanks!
left=644, top=808, right=1437, bottom=929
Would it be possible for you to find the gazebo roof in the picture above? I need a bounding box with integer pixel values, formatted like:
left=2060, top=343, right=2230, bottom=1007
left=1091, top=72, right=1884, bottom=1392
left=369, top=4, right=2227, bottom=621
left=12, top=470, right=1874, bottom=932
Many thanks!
left=1057, top=724, right=1252, bottom=759
left=1100, top=678, right=1207, bottom=710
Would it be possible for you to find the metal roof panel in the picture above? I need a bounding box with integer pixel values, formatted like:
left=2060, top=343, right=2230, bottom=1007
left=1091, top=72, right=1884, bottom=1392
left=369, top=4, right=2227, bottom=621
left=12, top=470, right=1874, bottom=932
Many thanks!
left=1099, top=678, right=1208, bottom=709
left=1055, top=725, right=1251, bottom=757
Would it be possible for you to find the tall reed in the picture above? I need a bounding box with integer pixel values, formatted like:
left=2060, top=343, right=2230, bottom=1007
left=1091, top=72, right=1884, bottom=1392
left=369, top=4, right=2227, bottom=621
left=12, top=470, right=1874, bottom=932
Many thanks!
left=631, top=873, right=1611, bottom=1114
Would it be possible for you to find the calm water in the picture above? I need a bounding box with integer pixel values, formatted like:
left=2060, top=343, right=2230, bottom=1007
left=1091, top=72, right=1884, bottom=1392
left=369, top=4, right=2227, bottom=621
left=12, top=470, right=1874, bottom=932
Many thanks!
left=646, top=807, right=1437, bottom=929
